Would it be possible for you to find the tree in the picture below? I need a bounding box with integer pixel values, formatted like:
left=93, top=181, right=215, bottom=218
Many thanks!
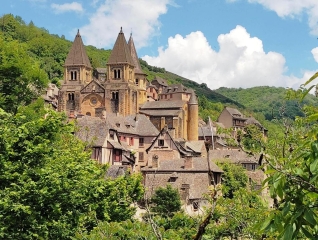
left=0, top=34, right=49, bottom=113
left=0, top=107, right=144, bottom=239
left=259, top=73, right=318, bottom=239
left=217, top=162, right=248, bottom=199
left=151, top=185, right=181, bottom=216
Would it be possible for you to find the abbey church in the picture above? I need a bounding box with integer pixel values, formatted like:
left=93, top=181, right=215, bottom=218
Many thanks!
left=58, top=27, right=199, bottom=141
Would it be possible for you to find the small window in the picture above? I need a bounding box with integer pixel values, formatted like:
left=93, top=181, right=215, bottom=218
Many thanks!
left=139, top=138, right=144, bottom=147
left=109, top=131, right=114, bottom=139
left=139, top=152, right=144, bottom=161
left=170, top=94, right=172, bottom=98
left=165, top=95, right=167, bottom=99
left=158, top=139, right=164, bottom=147
left=252, top=164, right=256, bottom=171
left=193, top=201, right=199, bottom=211
left=130, top=137, right=134, bottom=146
left=135, top=79, right=139, bottom=86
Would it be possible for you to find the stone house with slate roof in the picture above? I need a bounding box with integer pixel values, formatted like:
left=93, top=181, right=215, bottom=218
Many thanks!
left=150, top=76, right=168, bottom=94
left=141, top=156, right=223, bottom=214
left=217, top=107, right=268, bottom=138
left=209, top=149, right=265, bottom=194
left=75, top=115, right=135, bottom=169
left=158, top=83, right=192, bottom=102
left=105, top=113, right=159, bottom=171
left=146, top=82, right=158, bottom=101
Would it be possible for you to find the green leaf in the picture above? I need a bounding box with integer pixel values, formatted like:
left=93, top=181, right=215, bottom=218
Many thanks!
left=301, top=226, right=313, bottom=239
left=310, top=159, right=318, bottom=174
left=260, top=216, right=272, bottom=231
left=303, top=209, right=316, bottom=226
left=283, top=224, right=294, bottom=240
left=304, top=72, right=318, bottom=86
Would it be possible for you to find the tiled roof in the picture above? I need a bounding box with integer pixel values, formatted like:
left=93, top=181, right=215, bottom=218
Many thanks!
left=139, top=109, right=182, bottom=117
left=65, top=30, right=91, bottom=68
left=107, top=28, right=134, bottom=66
left=141, top=157, right=223, bottom=173
left=105, top=165, right=129, bottom=178
left=75, top=115, right=110, bottom=146
left=106, top=113, right=159, bottom=136
left=95, top=68, right=107, bottom=73
left=152, top=76, right=168, bottom=86
left=209, top=149, right=259, bottom=164
left=160, top=83, right=191, bottom=94
left=140, top=100, right=186, bottom=110
left=225, top=107, right=245, bottom=118
left=128, top=34, right=144, bottom=75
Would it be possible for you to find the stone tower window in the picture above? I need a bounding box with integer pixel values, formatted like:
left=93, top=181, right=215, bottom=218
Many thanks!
left=68, top=93, right=75, bottom=101
left=71, top=71, right=77, bottom=80
left=114, top=69, right=121, bottom=79
left=135, top=79, right=139, bottom=86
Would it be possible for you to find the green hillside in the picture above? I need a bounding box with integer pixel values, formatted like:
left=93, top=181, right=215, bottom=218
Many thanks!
left=215, top=86, right=318, bottom=120
left=2, top=13, right=314, bottom=122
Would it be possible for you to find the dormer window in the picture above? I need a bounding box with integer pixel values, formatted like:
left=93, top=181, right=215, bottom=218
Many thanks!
left=135, top=79, right=139, bottom=86
left=116, top=123, right=120, bottom=127
left=158, top=139, right=164, bottom=147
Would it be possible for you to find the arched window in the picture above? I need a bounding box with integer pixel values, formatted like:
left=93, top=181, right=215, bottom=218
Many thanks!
left=114, top=70, right=117, bottom=78
left=118, top=70, right=121, bottom=79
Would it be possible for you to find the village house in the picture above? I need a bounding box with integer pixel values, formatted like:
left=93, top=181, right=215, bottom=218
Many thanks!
left=141, top=155, right=223, bottom=215
left=75, top=115, right=135, bottom=169
left=217, top=106, right=268, bottom=138
left=209, top=149, right=265, bottom=194
left=105, top=113, right=159, bottom=171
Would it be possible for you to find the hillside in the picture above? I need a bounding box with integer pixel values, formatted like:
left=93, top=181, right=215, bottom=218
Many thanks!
left=2, top=13, right=314, bottom=122
left=215, top=86, right=318, bottom=120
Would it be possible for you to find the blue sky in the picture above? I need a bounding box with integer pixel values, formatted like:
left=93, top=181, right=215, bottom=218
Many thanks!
left=2, top=0, right=318, bottom=90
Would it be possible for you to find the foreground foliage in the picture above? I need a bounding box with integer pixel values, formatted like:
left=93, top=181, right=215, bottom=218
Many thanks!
left=0, top=107, right=143, bottom=239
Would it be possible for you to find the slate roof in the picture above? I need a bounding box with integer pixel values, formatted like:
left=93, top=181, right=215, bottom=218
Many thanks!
left=141, top=157, right=223, bottom=173
left=105, top=165, right=129, bottom=178
left=188, top=90, right=198, bottom=105
left=95, top=68, right=107, bottom=73
left=152, top=76, right=168, bottom=87
left=106, top=113, right=159, bottom=136
left=75, top=115, right=110, bottom=146
left=209, top=149, right=259, bottom=164
left=160, top=83, right=191, bottom=94
left=107, top=28, right=134, bottom=66
left=128, top=34, right=145, bottom=75
left=139, top=109, right=182, bottom=117
left=140, top=100, right=186, bottom=110
left=65, top=30, right=91, bottom=68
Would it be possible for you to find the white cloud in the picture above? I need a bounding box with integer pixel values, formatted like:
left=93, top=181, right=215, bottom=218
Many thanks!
left=51, top=2, right=83, bottom=14
left=312, top=47, right=318, bottom=63
left=244, top=0, right=318, bottom=35
left=80, top=0, right=172, bottom=48
left=143, top=25, right=313, bottom=89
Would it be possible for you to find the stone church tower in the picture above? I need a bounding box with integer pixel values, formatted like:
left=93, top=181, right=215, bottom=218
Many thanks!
left=58, top=28, right=148, bottom=117
left=187, top=91, right=199, bottom=141
left=104, top=28, right=145, bottom=116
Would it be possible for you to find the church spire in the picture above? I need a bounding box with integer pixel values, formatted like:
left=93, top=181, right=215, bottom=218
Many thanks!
left=107, top=27, right=134, bottom=65
left=65, top=30, right=91, bottom=68
left=128, top=33, right=144, bottom=74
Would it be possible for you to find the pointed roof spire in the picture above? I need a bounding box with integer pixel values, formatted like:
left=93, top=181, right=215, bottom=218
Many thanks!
left=188, top=90, right=198, bottom=105
left=65, top=30, right=91, bottom=68
left=128, top=33, right=144, bottom=74
left=107, top=28, right=134, bottom=65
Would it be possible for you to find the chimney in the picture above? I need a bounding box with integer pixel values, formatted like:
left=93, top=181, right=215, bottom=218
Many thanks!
left=184, top=155, right=193, bottom=169
left=152, top=155, right=159, bottom=168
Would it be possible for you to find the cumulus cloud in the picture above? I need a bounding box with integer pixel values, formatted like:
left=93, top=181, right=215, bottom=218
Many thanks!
left=143, top=25, right=312, bottom=89
left=80, top=0, right=172, bottom=48
left=51, top=2, right=83, bottom=14
left=312, top=47, right=318, bottom=63
left=239, top=0, right=318, bottom=35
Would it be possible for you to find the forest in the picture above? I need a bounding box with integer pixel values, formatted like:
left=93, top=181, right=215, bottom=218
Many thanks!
left=1, top=13, right=318, bottom=239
